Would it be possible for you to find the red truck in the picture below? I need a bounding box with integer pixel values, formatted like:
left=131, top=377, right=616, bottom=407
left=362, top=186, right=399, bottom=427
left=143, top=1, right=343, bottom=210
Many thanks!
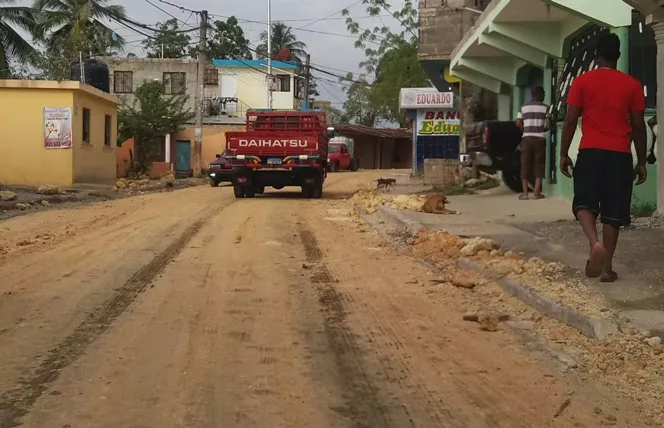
left=225, top=111, right=334, bottom=198
left=327, top=136, right=358, bottom=172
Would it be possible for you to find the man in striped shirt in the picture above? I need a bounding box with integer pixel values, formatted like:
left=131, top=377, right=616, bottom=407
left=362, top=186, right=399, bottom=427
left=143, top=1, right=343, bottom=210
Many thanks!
left=516, top=86, right=551, bottom=200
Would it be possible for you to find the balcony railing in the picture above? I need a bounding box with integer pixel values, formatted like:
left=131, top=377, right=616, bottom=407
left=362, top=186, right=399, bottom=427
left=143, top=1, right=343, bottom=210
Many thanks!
left=204, top=97, right=253, bottom=119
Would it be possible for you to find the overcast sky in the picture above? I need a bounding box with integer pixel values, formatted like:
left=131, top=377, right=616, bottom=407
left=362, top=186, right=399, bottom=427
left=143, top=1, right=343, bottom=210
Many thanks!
left=97, top=0, right=406, bottom=106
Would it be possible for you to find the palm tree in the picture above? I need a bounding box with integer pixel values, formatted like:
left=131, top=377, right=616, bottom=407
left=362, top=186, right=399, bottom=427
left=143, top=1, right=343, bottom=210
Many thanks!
left=0, top=0, right=37, bottom=77
left=256, top=22, right=306, bottom=63
left=33, top=0, right=126, bottom=59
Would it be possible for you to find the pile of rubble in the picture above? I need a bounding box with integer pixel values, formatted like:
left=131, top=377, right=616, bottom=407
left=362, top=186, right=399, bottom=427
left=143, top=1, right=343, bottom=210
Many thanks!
left=115, top=173, right=175, bottom=191
left=350, top=189, right=429, bottom=214
left=410, top=229, right=606, bottom=317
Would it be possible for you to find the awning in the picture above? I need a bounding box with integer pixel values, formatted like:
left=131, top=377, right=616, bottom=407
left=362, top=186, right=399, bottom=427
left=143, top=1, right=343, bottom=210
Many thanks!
left=624, top=0, right=664, bottom=21
left=333, top=124, right=411, bottom=139
left=449, top=0, right=633, bottom=93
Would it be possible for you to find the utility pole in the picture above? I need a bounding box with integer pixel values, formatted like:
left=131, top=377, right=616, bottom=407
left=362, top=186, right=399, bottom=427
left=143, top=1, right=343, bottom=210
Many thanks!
left=267, top=0, right=273, bottom=109
left=303, top=54, right=311, bottom=111
left=193, top=9, right=208, bottom=178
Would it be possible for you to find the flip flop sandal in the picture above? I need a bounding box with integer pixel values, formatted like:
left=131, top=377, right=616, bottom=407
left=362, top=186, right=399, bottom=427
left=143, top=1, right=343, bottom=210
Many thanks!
left=600, top=271, right=618, bottom=283
left=533, top=194, right=546, bottom=200
left=585, top=243, right=607, bottom=278
left=518, top=194, right=529, bottom=200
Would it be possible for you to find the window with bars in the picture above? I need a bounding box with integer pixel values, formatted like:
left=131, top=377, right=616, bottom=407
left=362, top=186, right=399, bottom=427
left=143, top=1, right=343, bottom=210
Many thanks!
left=629, top=11, right=657, bottom=109
left=104, top=115, right=112, bottom=147
left=551, top=24, right=609, bottom=122
left=204, top=66, right=218, bottom=85
left=113, top=71, right=133, bottom=93
left=82, top=108, right=90, bottom=144
left=163, top=72, right=186, bottom=95
left=276, top=75, right=291, bottom=92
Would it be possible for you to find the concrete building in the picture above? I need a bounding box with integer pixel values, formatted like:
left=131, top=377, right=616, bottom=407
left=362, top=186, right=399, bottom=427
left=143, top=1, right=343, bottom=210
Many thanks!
left=0, top=80, right=119, bottom=186
left=107, top=57, right=300, bottom=177
left=212, top=59, right=299, bottom=112
left=625, top=0, right=664, bottom=214
left=423, top=0, right=659, bottom=208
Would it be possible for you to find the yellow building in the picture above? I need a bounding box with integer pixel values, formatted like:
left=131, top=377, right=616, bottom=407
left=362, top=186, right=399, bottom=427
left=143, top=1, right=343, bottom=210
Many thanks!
left=212, top=60, right=299, bottom=111
left=0, top=80, right=119, bottom=187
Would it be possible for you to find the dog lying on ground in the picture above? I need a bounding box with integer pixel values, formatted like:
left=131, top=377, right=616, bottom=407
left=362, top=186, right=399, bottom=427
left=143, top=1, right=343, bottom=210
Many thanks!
left=421, top=195, right=457, bottom=215
left=376, top=178, right=397, bottom=189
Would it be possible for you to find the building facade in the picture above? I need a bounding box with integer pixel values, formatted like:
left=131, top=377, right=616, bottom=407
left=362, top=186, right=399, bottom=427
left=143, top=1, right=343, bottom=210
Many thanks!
left=0, top=80, right=119, bottom=186
left=106, top=58, right=300, bottom=176
left=422, top=0, right=659, bottom=208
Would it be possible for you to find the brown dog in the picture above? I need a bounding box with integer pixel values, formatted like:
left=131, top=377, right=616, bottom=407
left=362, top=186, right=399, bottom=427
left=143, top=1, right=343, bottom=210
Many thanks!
left=376, top=178, right=396, bottom=189
left=421, top=195, right=455, bottom=214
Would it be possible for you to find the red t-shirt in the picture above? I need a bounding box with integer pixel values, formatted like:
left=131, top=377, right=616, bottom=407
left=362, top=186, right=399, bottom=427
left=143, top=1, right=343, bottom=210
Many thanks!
left=566, top=68, right=645, bottom=153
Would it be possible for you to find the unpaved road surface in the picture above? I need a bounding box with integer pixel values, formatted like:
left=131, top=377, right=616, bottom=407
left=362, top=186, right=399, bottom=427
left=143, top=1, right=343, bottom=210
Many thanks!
left=0, top=172, right=647, bottom=427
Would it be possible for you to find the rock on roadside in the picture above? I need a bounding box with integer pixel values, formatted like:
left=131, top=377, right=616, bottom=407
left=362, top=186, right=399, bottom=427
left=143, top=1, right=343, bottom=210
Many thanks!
left=37, top=184, right=64, bottom=195
left=0, top=190, right=17, bottom=201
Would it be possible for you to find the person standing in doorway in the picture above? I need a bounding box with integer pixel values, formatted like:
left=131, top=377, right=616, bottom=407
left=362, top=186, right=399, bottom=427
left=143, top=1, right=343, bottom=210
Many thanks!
left=516, top=86, right=551, bottom=200
left=560, top=33, right=647, bottom=283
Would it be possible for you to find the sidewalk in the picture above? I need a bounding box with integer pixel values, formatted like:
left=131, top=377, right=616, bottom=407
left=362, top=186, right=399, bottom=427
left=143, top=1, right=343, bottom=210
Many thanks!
left=374, top=175, right=664, bottom=336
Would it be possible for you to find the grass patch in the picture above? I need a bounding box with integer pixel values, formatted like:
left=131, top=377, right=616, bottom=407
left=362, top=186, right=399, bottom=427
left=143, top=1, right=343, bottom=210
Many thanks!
left=472, top=178, right=500, bottom=191
left=631, top=202, right=656, bottom=218
left=443, top=184, right=476, bottom=196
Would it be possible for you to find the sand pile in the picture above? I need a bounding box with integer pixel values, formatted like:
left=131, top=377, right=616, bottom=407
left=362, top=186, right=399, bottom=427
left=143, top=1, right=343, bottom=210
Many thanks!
left=350, top=189, right=428, bottom=214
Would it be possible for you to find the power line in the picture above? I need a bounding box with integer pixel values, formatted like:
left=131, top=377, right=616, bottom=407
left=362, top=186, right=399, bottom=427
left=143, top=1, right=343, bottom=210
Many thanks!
left=151, top=0, right=200, bottom=14
left=296, top=0, right=363, bottom=30
left=140, top=0, right=197, bottom=28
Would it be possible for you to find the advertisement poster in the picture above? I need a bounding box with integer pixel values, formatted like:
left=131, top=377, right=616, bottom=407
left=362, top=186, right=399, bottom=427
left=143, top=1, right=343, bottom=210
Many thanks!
left=417, top=110, right=461, bottom=136
left=44, top=107, right=73, bottom=149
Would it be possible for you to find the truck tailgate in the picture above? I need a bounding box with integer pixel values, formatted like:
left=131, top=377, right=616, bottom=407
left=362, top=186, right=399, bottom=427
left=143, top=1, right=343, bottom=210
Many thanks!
left=227, top=132, right=321, bottom=156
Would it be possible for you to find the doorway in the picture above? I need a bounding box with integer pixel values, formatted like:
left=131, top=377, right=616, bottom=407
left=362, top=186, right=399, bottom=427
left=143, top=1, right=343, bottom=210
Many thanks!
left=175, top=140, right=191, bottom=177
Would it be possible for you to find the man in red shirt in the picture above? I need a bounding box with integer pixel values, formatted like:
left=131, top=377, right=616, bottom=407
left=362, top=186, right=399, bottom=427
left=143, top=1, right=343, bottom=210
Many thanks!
left=560, top=33, right=647, bottom=283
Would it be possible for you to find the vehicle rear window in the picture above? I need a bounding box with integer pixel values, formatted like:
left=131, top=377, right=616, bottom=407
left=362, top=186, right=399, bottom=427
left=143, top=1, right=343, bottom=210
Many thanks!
left=329, top=145, right=341, bottom=153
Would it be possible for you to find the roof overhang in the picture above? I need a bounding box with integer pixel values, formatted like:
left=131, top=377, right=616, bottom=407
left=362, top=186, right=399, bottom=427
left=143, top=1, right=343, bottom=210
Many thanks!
left=623, top=0, right=664, bottom=22
left=450, top=0, right=633, bottom=93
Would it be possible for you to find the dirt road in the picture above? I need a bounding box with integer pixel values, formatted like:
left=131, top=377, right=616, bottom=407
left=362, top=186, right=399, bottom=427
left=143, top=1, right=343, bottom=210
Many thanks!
left=0, top=172, right=647, bottom=427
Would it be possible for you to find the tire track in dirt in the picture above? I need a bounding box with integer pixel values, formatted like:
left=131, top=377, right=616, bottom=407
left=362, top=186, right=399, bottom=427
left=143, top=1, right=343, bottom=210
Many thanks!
left=0, top=211, right=217, bottom=428
left=299, top=225, right=402, bottom=428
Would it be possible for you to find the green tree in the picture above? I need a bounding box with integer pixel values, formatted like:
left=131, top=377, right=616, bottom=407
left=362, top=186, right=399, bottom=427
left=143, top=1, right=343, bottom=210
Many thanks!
left=34, top=0, right=126, bottom=59
left=1, top=0, right=37, bottom=78
left=207, top=16, right=252, bottom=60
left=372, top=42, right=428, bottom=126
left=342, top=0, right=429, bottom=124
left=143, top=18, right=191, bottom=59
left=118, top=80, right=195, bottom=174
left=256, top=21, right=306, bottom=62
left=339, top=75, right=377, bottom=126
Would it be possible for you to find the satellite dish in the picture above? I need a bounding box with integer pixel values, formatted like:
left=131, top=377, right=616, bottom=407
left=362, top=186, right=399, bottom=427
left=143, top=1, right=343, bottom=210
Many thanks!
left=275, top=48, right=290, bottom=61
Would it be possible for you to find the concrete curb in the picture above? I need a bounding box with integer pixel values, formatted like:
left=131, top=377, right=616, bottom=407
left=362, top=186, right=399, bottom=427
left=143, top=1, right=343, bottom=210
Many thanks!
left=377, top=205, right=427, bottom=236
left=375, top=205, right=620, bottom=340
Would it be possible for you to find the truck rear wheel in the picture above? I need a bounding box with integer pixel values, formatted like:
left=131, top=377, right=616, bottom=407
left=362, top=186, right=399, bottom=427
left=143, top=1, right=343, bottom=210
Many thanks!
left=502, top=170, right=522, bottom=193
left=245, top=188, right=256, bottom=198
left=233, top=185, right=245, bottom=198
left=313, top=184, right=323, bottom=199
left=330, top=162, right=339, bottom=172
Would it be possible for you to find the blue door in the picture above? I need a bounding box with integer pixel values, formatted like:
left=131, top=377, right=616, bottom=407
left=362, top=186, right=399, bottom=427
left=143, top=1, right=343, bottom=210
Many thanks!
left=175, top=140, right=191, bottom=176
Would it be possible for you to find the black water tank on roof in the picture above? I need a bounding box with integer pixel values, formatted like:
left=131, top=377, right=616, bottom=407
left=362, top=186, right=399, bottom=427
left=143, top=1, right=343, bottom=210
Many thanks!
left=71, top=59, right=110, bottom=93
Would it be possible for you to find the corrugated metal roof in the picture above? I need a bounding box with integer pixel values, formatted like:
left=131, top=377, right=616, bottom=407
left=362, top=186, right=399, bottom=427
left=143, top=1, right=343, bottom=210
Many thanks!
left=333, top=124, right=411, bottom=139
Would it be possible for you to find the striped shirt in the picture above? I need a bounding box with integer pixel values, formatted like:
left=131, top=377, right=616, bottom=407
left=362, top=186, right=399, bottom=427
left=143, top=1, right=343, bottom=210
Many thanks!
left=517, top=101, right=550, bottom=138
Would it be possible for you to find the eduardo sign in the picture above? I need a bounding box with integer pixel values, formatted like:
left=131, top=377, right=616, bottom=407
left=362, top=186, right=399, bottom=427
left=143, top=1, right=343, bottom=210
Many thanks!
left=417, top=110, right=461, bottom=136
left=399, top=88, right=454, bottom=109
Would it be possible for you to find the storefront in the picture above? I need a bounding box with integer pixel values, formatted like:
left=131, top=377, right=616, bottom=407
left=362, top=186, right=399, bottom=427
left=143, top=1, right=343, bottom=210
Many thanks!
left=399, top=88, right=460, bottom=176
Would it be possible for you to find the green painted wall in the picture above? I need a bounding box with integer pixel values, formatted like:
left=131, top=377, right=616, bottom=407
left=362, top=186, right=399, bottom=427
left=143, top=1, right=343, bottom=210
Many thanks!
left=551, top=116, right=658, bottom=209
